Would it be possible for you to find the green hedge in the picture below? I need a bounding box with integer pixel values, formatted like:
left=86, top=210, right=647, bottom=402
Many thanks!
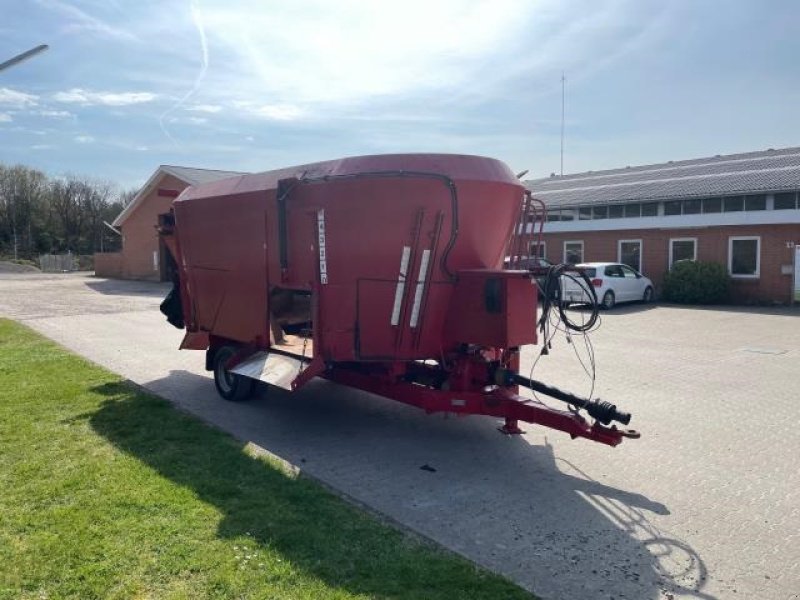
left=662, top=260, right=731, bottom=304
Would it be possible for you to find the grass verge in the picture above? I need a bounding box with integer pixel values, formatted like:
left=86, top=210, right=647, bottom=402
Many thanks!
left=0, top=319, right=533, bottom=600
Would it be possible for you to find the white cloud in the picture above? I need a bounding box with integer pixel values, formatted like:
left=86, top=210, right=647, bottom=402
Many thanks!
left=31, top=144, right=54, bottom=150
left=194, top=0, right=534, bottom=106
left=0, top=87, right=38, bottom=108
left=0, top=113, right=11, bottom=123
left=53, top=88, right=157, bottom=106
left=75, top=135, right=95, bottom=143
left=252, top=104, right=302, bottom=121
left=232, top=101, right=303, bottom=121
left=146, top=0, right=671, bottom=132
left=5, top=0, right=681, bottom=175
left=186, top=104, right=223, bottom=113
left=37, top=109, right=73, bottom=118
left=35, top=0, right=138, bottom=41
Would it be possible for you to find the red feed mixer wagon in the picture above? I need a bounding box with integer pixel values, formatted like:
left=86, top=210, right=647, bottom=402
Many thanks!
left=158, top=153, right=638, bottom=447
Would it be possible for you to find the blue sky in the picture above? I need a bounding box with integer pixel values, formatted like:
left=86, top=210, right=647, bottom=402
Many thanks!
left=1, top=0, right=799, bottom=190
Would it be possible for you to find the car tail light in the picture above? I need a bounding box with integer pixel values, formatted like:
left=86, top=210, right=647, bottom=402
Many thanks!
left=591, top=278, right=603, bottom=287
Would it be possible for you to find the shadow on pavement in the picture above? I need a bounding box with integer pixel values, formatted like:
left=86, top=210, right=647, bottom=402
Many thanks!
left=84, top=278, right=169, bottom=297
left=90, top=371, right=717, bottom=600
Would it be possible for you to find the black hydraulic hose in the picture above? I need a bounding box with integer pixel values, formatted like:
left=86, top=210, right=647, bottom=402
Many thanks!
left=437, top=178, right=459, bottom=281
left=510, top=373, right=631, bottom=426
left=538, top=264, right=599, bottom=333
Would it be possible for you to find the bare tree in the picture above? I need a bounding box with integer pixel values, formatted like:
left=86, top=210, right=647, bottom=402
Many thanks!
left=118, top=187, right=138, bottom=208
left=0, top=163, right=131, bottom=258
left=0, top=164, right=47, bottom=259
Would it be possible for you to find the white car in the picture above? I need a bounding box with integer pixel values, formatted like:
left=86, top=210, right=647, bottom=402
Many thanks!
left=561, top=262, right=654, bottom=309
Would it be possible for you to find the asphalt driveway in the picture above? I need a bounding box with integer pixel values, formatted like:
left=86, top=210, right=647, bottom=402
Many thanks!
left=2, top=272, right=798, bottom=600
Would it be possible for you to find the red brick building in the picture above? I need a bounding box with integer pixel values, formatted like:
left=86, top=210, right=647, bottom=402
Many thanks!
left=95, top=165, right=244, bottom=281
left=525, top=147, right=800, bottom=303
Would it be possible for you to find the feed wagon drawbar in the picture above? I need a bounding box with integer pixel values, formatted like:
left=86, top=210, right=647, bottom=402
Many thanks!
left=158, top=153, right=638, bottom=447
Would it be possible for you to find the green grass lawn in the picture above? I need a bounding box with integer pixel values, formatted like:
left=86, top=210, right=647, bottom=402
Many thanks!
left=0, top=319, right=533, bottom=600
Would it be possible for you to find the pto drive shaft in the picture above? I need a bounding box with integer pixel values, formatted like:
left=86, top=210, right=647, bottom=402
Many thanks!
left=507, top=373, right=631, bottom=426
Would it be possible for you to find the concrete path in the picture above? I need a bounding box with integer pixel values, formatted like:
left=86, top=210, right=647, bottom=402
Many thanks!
left=2, top=273, right=798, bottom=600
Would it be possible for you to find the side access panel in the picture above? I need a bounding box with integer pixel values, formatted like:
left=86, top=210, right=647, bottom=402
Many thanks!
left=443, top=270, right=537, bottom=348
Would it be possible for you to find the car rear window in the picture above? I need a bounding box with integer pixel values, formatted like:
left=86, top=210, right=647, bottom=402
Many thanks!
left=580, top=267, right=596, bottom=277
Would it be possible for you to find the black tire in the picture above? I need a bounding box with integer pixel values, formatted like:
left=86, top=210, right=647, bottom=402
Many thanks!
left=213, top=345, right=255, bottom=401
left=601, top=290, right=616, bottom=310
left=643, top=286, right=654, bottom=303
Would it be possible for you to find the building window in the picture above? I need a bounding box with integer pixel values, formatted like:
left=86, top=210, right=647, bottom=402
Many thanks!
left=774, top=192, right=797, bottom=210
left=723, top=196, right=744, bottom=212
left=641, top=202, right=658, bottom=216
left=744, top=195, right=766, bottom=211
left=546, top=209, right=564, bottom=222
left=703, top=197, right=722, bottom=213
left=578, top=207, right=592, bottom=220
left=669, top=237, right=697, bottom=267
left=728, top=236, right=760, bottom=278
left=624, top=203, right=641, bottom=218
left=609, top=204, right=624, bottom=218
left=592, top=205, right=608, bottom=219
left=618, top=239, right=642, bottom=272
left=683, top=199, right=702, bottom=214
left=564, top=241, right=584, bottom=264
left=529, top=241, right=546, bottom=259
left=664, top=200, right=682, bottom=216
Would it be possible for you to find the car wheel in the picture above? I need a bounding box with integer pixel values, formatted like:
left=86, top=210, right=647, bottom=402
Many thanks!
left=213, top=345, right=255, bottom=401
left=643, top=286, right=654, bottom=303
left=601, top=290, right=616, bottom=310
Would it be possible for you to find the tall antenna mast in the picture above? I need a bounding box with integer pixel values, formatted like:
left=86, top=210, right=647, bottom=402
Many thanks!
left=560, top=72, right=565, bottom=176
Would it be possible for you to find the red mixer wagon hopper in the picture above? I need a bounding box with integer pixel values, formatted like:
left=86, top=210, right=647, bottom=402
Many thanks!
left=158, top=153, right=637, bottom=446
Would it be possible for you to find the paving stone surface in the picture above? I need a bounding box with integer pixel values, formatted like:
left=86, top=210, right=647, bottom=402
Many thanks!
left=2, top=272, right=798, bottom=600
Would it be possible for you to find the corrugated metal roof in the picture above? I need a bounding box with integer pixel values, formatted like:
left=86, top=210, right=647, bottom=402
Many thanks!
left=112, top=165, right=248, bottom=227
left=161, top=165, right=246, bottom=185
left=525, top=146, right=800, bottom=207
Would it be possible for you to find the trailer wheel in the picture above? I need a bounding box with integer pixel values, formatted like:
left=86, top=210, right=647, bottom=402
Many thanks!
left=213, top=346, right=255, bottom=401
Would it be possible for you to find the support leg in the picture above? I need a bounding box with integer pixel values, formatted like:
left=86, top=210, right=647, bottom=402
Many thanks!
left=499, top=417, right=525, bottom=435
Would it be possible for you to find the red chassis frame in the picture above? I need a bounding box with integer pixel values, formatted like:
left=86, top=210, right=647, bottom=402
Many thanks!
left=317, top=355, right=638, bottom=447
